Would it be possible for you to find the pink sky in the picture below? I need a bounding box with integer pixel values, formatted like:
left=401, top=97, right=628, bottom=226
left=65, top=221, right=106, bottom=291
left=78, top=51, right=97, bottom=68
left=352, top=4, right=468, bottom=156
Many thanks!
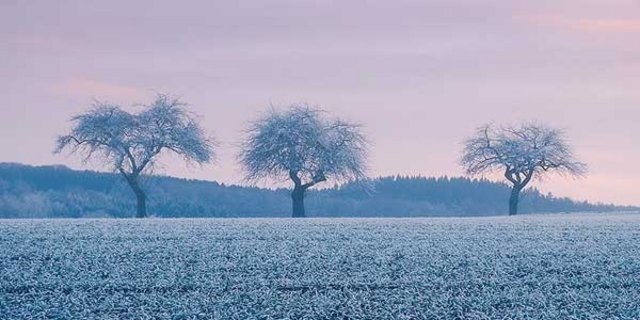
left=1, top=0, right=639, bottom=205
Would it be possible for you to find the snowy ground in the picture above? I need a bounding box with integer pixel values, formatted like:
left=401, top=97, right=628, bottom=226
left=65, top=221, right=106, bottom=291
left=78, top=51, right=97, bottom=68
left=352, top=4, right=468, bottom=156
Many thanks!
left=1, top=213, right=640, bottom=319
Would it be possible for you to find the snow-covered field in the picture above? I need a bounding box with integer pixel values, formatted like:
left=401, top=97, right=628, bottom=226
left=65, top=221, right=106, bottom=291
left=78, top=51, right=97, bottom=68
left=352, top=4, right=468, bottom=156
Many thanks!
left=1, top=213, right=640, bottom=319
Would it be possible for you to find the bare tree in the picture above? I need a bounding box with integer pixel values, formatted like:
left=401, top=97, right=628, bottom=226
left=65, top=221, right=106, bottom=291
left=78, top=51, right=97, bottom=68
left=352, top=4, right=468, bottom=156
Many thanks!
left=55, top=94, right=216, bottom=217
left=239, top=105, right=368, bottom=217
left=461, top=123, right=586, bottom=215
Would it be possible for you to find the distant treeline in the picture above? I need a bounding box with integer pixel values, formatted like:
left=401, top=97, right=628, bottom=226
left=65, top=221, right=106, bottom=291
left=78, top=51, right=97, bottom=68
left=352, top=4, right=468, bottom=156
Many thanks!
left=0, top=163, right=631, bottom=218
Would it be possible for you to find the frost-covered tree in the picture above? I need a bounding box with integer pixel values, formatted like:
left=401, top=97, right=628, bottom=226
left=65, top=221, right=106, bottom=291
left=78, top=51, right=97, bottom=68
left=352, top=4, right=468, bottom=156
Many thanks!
left=239, top=105, right=368, bottom=217
left=461, top=123, right=586, bottom=215
left=55, top=94, right=216, bottom=217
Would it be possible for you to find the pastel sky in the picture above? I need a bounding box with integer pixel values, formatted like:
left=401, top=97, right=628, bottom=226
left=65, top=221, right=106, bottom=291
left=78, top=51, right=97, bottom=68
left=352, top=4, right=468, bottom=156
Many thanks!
left=1, top=0, right=639, bottom=205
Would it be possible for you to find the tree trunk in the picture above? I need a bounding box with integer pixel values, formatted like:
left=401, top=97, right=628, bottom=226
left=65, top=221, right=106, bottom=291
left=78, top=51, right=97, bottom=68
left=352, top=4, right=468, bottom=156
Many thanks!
left=291, top=186, right=305, bottom=218
left=509, top=186, right=521, bottom=216
left=122, top=173, right=147, bottom=218
left=134, top=188, right=147, bottom=218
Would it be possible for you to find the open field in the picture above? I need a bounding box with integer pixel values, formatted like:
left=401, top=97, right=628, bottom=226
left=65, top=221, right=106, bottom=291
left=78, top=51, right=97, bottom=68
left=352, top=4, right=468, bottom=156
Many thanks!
left=1, top=214, right=640, bottom=319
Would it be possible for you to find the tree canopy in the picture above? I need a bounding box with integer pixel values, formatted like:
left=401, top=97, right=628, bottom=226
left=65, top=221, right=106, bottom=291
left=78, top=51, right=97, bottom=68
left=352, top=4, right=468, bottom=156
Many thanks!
left=240, top=105, right=368, bottom=185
